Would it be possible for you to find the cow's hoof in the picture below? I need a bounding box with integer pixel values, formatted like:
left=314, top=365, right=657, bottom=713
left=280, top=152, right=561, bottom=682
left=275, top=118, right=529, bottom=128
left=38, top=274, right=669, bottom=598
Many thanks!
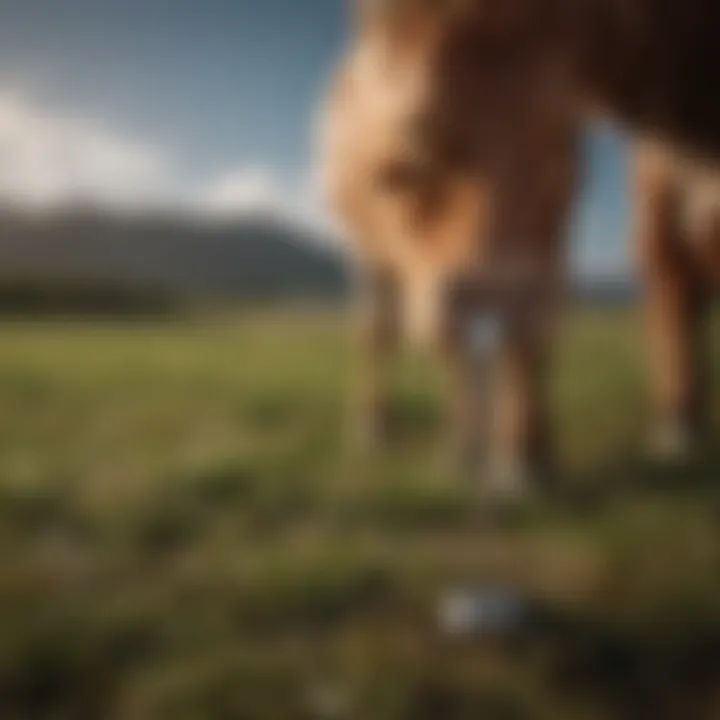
left=435, top=439, right=480, bottom=480
left=346, top=411, right=393, bottom=459
left=481, top=456, right=537, bottom=504
left=647, top=420, right=695, bottom=464
left=352, top=423, right=389, bottom=457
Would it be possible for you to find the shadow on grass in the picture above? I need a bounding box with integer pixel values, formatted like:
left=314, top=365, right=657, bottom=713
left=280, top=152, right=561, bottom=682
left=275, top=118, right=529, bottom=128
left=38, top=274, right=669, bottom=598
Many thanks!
left=391, top=598, right=720, bottom=720
left=517, top=597, right=720, bottom=720
left=548, top=440, right=720, bottom=519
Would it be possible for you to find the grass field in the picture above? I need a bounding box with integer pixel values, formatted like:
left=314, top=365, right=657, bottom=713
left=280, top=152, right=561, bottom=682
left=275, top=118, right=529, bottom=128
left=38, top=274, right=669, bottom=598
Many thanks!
left=0, top=307, right=718, bottom=719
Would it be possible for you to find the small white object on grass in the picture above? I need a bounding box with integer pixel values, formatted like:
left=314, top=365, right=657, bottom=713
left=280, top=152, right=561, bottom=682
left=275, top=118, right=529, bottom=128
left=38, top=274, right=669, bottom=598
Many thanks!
left=438, top=587, right=526, bottom=636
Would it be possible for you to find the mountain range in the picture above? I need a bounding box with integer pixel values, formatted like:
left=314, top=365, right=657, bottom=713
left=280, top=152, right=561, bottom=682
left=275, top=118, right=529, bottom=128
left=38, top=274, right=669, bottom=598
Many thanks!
left=0, top=206, right=349, bottom=301
left=0, top=206, right=636, bottom=307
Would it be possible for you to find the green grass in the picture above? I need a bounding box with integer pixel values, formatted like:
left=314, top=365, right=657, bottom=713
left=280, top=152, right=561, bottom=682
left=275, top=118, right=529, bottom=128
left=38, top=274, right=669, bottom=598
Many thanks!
left=0, top=308, right=718, bottom=719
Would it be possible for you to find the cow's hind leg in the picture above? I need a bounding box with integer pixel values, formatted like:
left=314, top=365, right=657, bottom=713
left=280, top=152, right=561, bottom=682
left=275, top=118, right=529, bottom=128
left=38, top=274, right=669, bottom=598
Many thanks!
left=635, top=150, right=711, bottom=459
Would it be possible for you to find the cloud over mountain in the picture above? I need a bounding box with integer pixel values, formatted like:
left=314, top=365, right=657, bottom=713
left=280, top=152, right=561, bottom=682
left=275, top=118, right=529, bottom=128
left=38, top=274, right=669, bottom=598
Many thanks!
left=0, top=91, right=339, bottom=241
left=0, top=93, right=174, bottom=209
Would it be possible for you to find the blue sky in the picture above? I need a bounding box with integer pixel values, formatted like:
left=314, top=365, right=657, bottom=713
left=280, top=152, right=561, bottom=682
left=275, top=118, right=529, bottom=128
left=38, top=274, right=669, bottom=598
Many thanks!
left=0, top=0, right=631, bottom=277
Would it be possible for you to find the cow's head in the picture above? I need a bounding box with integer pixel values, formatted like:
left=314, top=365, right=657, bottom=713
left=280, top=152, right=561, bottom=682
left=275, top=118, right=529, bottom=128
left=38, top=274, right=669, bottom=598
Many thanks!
left=349, top=0, right=582, bottom=338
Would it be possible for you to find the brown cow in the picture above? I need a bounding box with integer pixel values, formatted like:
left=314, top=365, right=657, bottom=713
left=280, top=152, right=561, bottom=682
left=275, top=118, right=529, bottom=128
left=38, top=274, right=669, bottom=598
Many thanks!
left=320, top=0, right=719, bottom=495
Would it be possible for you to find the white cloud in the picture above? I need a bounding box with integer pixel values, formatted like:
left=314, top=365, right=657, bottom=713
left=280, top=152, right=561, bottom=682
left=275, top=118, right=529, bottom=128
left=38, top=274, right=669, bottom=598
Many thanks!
left=0, top=92, right=174, bottom=209
left=197, top=165, right=342, bottom=242
left=196, top=168, right=282, bottom=218
left=0, top=90, right=343, bottom=243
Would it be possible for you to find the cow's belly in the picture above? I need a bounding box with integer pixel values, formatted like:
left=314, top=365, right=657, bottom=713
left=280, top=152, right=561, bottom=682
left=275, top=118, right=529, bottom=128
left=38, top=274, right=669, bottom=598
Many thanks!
left=680, top=164, right=720, bottom=280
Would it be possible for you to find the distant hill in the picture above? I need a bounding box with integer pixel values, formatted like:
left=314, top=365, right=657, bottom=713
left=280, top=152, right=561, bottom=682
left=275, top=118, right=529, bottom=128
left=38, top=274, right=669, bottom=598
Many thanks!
left=0, top=207, right=350, bottom=301
left=570, top=276, right=639, bottom=306
left=0, top=207, right=639, bottom=312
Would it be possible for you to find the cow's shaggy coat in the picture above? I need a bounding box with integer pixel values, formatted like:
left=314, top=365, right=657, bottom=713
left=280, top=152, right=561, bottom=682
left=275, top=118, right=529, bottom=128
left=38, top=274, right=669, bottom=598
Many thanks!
left=322, top=0, right=720, bottom=490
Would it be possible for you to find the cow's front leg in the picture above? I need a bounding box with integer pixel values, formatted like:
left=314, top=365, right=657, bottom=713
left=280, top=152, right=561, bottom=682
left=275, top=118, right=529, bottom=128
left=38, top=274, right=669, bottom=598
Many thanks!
left=488, top=305, right=555, bottom=495
left=440, top=310, right=498, bottom=478
left=351, top=265, right=401, bottom=454
left=442, top=269, right=560, bottom=498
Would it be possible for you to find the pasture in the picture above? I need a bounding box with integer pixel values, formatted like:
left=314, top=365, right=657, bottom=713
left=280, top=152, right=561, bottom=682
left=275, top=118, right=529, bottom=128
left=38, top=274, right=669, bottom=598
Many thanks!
left=0, top=308, right=718, bottom=719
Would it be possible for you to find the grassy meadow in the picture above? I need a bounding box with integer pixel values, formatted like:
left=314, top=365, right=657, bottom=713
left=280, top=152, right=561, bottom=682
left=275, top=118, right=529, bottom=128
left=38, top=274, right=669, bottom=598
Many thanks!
left=0, top=307, right=718, bottom=719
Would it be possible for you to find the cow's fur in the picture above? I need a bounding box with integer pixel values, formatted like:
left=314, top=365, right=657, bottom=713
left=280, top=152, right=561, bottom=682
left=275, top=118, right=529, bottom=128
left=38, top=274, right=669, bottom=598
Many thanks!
left=321, top=0, right=720, bottom=492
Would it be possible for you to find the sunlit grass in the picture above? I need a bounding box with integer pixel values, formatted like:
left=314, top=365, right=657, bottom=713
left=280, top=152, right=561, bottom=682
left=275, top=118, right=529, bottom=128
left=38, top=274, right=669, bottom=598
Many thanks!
left=0, top=308, right=718, bottom=718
